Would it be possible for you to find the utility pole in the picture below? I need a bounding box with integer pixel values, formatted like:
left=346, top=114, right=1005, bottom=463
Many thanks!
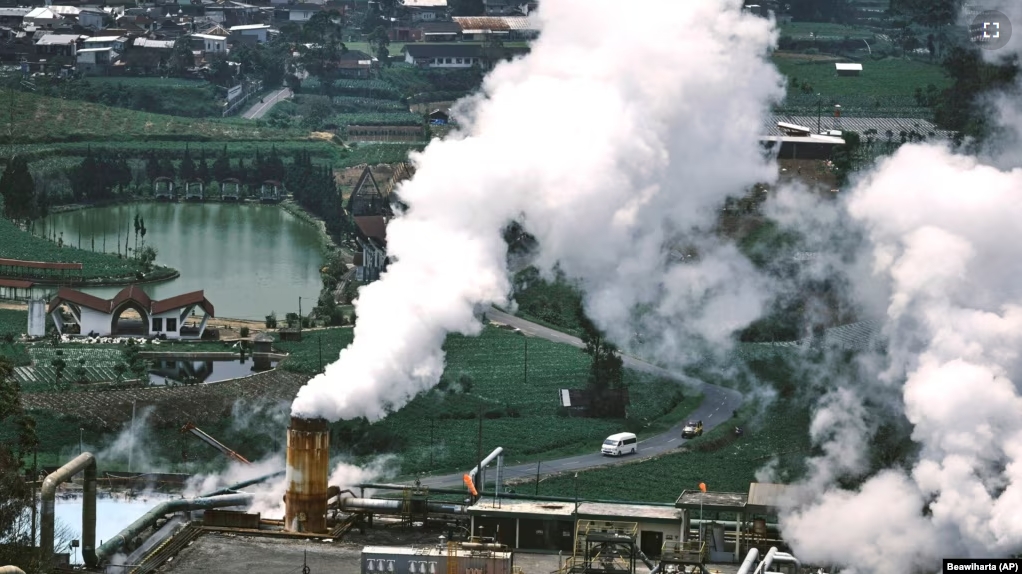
left=128, top=400, right=136, bottom=473
left=475, top=405, right=483, bottom=495
left=524, top=336, right=528, bottom=386
left=79, top=427, right=83, bottom=455
left=429, top=417, right=434, bottom=468
left=298, top=296, right=302, bottom=334
left=816, top=93, right=822, bottom=134
left=535, top=461, right=540, bottom=495
left=31, top=445, right=37, bottom=548
left=318, top=336, right=323, bottom=373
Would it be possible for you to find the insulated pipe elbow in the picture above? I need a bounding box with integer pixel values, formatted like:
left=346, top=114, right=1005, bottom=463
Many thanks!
left=0, top=566, right=27, bottom=574
left=41, top=453, right=97, bottom=568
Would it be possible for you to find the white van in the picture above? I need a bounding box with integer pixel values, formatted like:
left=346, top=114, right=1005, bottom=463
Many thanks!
left=601, top=432, right=638, bottom=456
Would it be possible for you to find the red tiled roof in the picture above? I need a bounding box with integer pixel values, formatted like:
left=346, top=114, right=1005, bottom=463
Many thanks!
left=0, top=257, right=83, bottom=271
left=0, top=278, right=34, bottom=289
left=151, top=290, right=214, bottom=317
left=354, top=215, right=388, bottom=244
left=111, top=285, right=152, bottom=313
left=47, top=286, right=214, bottom=318
left=47, top=287, right=112, bottom=314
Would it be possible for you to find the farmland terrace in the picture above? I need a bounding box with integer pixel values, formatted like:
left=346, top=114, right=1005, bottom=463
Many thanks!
left=20, top=368, right=310, bottom=429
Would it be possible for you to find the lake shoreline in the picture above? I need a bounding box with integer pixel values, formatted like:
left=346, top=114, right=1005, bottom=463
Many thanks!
left=32, top=202, right=328, bottom=320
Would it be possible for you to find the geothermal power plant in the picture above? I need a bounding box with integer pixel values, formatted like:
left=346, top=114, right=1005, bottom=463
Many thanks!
left=15, top=415, right=819, bottom=574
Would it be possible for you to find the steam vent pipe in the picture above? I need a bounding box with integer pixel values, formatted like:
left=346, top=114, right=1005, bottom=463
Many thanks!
left=285, top=416, right=330, bottom=533
left=42, top=453, right=97, bottom=567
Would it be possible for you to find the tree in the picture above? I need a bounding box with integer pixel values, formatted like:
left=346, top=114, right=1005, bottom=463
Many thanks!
left=367, top=25, right=391, bottom=63
left=0, top=156, right=37, bottom=225
left=197, top=149, right=210, bottom=183
left=169, top=36, right=194, bottom=76
left=137, top=245, right=158, bottom=272
left=0, top=356, right=36, bottom=569
left=180, top=146, right=196, bottom=182
left=212, top=145, right=231, bottom=182
left=576, top=302, right=623, bottom=391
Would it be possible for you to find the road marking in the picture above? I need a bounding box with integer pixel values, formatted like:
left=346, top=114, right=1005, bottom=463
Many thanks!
left=668, top=438, right=677, bottom=443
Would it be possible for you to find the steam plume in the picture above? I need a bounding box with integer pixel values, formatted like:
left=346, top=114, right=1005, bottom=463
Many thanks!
left=780, top=143, right=1022, bottom=570
left=292, top=0, right=785, bottom=421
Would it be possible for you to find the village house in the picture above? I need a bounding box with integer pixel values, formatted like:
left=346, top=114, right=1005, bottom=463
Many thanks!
left=35, top=33, right=82, bottom=58
left=76, top=47, right=114, bottom=74
left=81, top=35, right=127, bottom=51
left=453, top=15, right=538, bottom=41
left=77, top=7, right=109, bottom=30
left=400, top=0, right=448, bottom=22
left=0, top=8, right=31, bottom=28
left=337, top=49, right=373, bottom=78
left=25, top=6, right=75, bottom=27
left=287, top=3, right=321, bottom=23
left=419, top=20, right=461, bottom=42
left=403, top=43, right=480, bottom=68
left=353, top=215, right=388, bottom=282
left=192, top=32, right=227, bottom=53
left=229, top=23, right=271, bottom=43
left=482, top=0, right=534, bottom=16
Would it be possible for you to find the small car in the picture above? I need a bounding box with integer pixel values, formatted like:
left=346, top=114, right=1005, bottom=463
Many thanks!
left=681, top=420, right=704, bottom=438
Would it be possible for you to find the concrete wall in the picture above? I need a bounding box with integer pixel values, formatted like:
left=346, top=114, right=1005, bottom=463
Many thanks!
left=28, top=298, right=46, bottom=337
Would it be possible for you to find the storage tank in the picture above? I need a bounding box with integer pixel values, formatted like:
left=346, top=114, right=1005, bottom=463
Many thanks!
left=284, top=416, right=330, bottom=532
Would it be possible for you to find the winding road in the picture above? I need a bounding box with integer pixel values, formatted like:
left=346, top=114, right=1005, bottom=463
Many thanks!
left=242, top=87, right=292, bottom=120
left=413, top=307, right=744, bottom=489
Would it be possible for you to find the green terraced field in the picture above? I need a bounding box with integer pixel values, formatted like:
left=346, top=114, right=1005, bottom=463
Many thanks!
left=773, top=55, right=951, bottom=99
left=276, top=326, right=700, bottom=475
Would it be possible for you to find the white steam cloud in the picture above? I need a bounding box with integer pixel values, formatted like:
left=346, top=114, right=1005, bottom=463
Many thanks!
left=781, top=143, right=1022, bottom=570
left=292, top=0, right=785, bottom=421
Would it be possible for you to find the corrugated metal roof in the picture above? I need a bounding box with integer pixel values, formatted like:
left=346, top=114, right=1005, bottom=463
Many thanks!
left=766, top=114, right=952, bottom=139
left=835, top=62, right=862, bottom=70
left=77, top=47, right=112, bottom=52
left=453, top=15, right=535, bottom=30
left=745, top=482, right=795, bottom=514
left=401, top=0, right=448, bottom=6
left=83, top=35, right=122, bottom=42
left=36, top=33, right=81, bottom=45
left=134, top=37, right=175, bottom=48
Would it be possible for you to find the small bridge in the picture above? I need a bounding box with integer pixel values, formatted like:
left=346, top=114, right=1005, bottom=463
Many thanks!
left=154, top=177, right=176, bottom=202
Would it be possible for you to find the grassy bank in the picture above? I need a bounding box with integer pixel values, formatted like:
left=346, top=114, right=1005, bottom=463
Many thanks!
left=0, top=218, right=177, bottom=282
left=2, top=90, right=306, bottom=143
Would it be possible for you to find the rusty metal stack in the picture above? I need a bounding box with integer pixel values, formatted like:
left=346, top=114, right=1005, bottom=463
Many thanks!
left=284, top=416, right=330, bottom=532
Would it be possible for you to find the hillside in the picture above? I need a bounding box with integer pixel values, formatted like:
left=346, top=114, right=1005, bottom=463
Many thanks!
left=2, top=90, right=305, bottom=143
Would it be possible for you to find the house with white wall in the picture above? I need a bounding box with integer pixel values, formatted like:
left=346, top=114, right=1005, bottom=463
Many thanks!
left=403, top=43, right=481, bottom=68
left=192, top=33, right=227, bottom=53
left=229, top=23, right=270, bottom=43
left=48, top=286, right=215, bottom=340
left=288, top=3, right=321, bottom=22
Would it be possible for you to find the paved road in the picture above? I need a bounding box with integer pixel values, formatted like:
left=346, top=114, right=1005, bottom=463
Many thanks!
left=413, top=307, right=744, bottom=489
left=242, top=87, right=291, bottom=120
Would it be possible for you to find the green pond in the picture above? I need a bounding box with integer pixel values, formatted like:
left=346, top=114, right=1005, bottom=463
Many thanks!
left=37, top=203, right=325, bottom=321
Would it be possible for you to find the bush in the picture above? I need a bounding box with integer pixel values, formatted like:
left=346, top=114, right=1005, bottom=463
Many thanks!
left=265, top=312, right=278, bottom=329
left=240, top=326, right=250, bottom=338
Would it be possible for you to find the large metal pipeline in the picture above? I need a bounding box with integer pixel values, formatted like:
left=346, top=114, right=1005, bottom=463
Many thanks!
left=42, top=452, right=97, bottom=567
left=0, top=566, right=27, bottom=574
left=337, top=496, right=467, bottom=515
left=94, top=493, right=253, bottom=565
left=202, top=470, right=285, bottom=497
left=737, top=548, right=760, bottom=574
left=468, top=447, right=504, bottom=480
left=754, top=547, right=778, bottom=574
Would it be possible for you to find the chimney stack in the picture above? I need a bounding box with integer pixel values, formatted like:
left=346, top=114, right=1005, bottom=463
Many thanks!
left=284, top=416, right=330, bottom=533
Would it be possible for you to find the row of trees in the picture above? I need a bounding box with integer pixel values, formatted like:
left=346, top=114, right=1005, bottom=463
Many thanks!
left=71, top=149, right=133, bottom=202
left=0, top=356, right=40, bottom=569
left=0, top=156, right=46, bottom=226
left=285, top=150, right=348, bottom=237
